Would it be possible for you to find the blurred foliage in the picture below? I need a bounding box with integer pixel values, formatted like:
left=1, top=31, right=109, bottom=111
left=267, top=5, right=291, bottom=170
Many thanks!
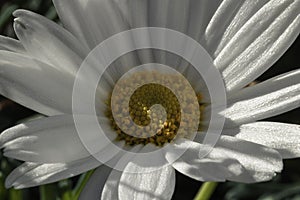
left=0, top=0, right=57, bottom=37
left=0, top=1, right=82, bottom=200
left=0, top=0, right=299, bottom=200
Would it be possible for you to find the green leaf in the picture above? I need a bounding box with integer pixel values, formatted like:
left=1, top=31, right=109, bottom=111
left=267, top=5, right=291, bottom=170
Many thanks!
left=9, top=188, right=23, bottom=200
left=0, top=3, right=18, bottom=28
left=72, top=170, right=95, bottom=200
left=39, top=184, right=58, bottom=200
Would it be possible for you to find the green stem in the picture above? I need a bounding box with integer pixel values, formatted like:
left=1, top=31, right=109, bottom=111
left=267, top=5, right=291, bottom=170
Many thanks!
left=39, top=184, right=57, bottom=200
left=62, top=190, right=73, bottom=200
left=8, top=189, right=22, bottom=200
left=194, top=182, right=218, bottom=200
left=0, top=172, right=8, bottom=199
left=59, top=179, right=73, bottom=200
left=73, top=170, right=95, bottom=200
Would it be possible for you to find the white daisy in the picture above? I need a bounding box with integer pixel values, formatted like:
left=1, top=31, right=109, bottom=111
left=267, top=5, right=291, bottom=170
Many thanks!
left=0, top=0, right=299, bottom=200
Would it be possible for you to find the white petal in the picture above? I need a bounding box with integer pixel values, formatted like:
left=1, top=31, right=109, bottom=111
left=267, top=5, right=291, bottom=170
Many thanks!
left=148, top=0, right=190, bottom=66
left=167, top=139, right=244, bottom=182
left=0, top=115, right=91, bottom=163
left=106, top=144, right=144, bottom=172
left=116, top=0, right=155, bottom=64
left=90, top=144, right=169, bottom=200
left=148, top=0, right=190, bottom=32
left=0, top=51, right=74, bottom=115
left=119, top=164, right=175, bottom=200
left=204, top=0, right=248, bottom=55
left=53, top=0, right=140, bottom=74
left=228, top=69, right=300, bottom=102
left=79, top=165, right=113, bottom=200
left=6, top=157, right=101, bottom=189
left=53, top=0, right=130, bottom=48
left=187, top=0, right=222, bottom=45
left=190, top=135, right=283, bottom=183
left=213, top=0, right=300, bottom=92
left=115, top=0, right=147, bottom=28
left=13, top=9, right=89, bottom=75
left=5, top=162, right=40, bottom=188
left=216, top=136, right=283, bottom=182
left=211, top=0, right=270, bottom=56
left=0, top=36, right=25, bottom=53
left=223, top=122, right=300, bottom=159
left=222, top=69, right=300, bottom=126
left=101, top=169, right=122, bottom=200
left=0, top=115, right=126, bottom=163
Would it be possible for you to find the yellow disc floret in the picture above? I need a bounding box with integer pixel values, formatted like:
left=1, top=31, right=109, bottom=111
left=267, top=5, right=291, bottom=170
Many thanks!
left=105, top=71, right=205, bottom=146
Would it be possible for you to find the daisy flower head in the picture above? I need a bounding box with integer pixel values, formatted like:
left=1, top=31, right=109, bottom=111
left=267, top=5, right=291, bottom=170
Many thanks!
left=0, top=0, right=299, bottom=200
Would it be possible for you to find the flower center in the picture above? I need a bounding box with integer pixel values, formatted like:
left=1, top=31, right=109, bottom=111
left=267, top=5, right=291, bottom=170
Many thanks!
left=105, top=71, right=204, bottom=146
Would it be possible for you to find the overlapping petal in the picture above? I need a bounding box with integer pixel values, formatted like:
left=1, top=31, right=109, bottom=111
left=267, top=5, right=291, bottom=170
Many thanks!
left=0, top=36, right=25, bottom=53
left=52, top=0, right=130, bottom=49
left=223, top=122, right=300, bottom=159
left=216, top=136, right=283, bottom=182
left=222, top=69, right=300, bottom=126
left=0, top=115, right=91, bottom=163
left=166, top=139, right=244, bottom=182
left=5, top=157, right=101, bottom=189
left=81, top=164, right=175, bottom=200
left=0, top=115, right=128, bottom=163
left=0, top=51, right=74, bottom=115
left=100, top=169, right=122, bottom=200
left=118, top=164, right=175, bottom=200
left=214, top=0, right=300, bottom=92
left=79, top=165, right=113, bottom=200
left=13, top=9, right=89, bottom=75
left=189, top=136, right=283, bottom=183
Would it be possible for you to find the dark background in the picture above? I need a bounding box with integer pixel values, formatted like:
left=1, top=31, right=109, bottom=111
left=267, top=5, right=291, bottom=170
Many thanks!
left=0, top=1, right=299, bottom=200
